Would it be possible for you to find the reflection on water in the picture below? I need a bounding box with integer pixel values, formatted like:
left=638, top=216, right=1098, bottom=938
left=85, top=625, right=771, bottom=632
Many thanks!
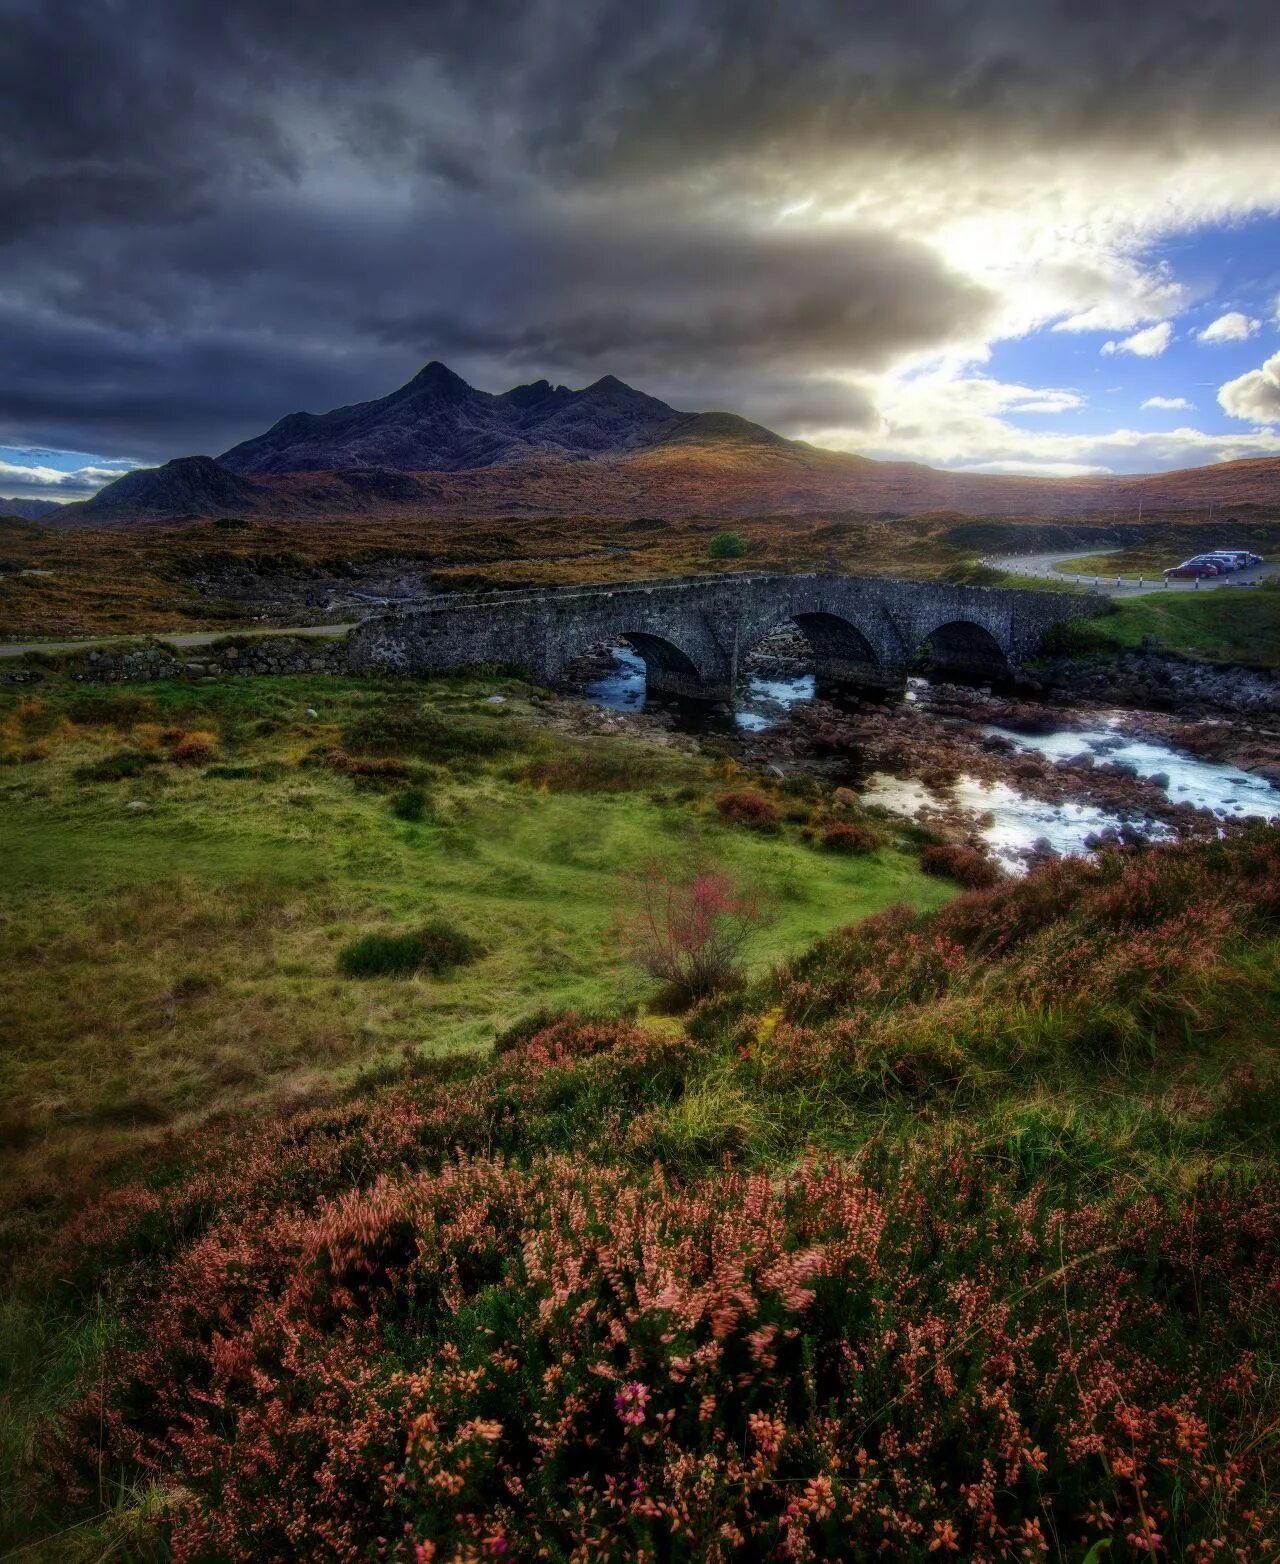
left=584, top=645, right=815, bottom=731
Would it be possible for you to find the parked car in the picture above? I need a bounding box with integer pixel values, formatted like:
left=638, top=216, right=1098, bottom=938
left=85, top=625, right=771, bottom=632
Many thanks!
left=1164, top=560, right=1220, bottom=579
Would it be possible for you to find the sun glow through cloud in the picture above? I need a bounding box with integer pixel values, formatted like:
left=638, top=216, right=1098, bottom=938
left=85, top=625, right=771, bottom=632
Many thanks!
left=3, top=0, right=1280, bottom=488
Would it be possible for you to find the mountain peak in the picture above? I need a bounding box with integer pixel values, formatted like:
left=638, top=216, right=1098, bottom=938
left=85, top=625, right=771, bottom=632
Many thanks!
left=403, top=360, right=472, bottom=396
left=218, top=364, right=776, bottom=475
left=581, top=374, right=654, bottom=401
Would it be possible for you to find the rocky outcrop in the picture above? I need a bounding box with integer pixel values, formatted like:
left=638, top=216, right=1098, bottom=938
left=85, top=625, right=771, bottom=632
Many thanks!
left=1033, top=651, right=1280, bottom=716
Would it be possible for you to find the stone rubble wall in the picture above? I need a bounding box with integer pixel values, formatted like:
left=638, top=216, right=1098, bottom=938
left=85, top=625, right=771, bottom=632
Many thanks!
left=0, top=634, right=350, bottom=687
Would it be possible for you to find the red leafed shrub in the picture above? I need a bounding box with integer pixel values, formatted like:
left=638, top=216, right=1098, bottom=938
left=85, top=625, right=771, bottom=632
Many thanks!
left=618, top=862, right=773, bottom=1004
left=321, top=747, right=410, bottom=778
left=820, top=821, right=878, bottom=854
left=171, top=730, right=217, bottom=764
left=716, top=790, right=780, bottom=831
left=510, top=1013, right=650, bottom=1070
left=920, top=840, right=1001, bottom=888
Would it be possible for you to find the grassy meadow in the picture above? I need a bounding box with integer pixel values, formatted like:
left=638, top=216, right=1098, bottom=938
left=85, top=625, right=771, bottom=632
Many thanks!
left=0, top=673, right=949, bottom=1242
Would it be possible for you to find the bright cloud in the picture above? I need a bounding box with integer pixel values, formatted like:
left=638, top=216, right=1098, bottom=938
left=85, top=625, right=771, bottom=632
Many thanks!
left=1101, top=322, right=1174, bottom=357
left=1142, top=395, right=1194, bottom=410
left=794, top=365, right=1280, bottom=476
left=1218, top=351, right=1280, bottom=424
left=0, top=459, right=133, bottom=494
left=1197, top=311, right=1262, bottom=343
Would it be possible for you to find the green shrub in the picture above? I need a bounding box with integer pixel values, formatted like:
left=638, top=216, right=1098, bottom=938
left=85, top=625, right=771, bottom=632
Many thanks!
left=390, top=785, right=431, bottom=822
left=73, top=749, right=163, bottom=782
left=707, top=530, right=749, bottom=560
left=337, top=919, right=483, bottom=978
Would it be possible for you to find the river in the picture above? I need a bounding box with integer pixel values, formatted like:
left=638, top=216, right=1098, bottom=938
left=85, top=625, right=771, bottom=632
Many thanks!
left=584, top=645, right=1279, bottom=872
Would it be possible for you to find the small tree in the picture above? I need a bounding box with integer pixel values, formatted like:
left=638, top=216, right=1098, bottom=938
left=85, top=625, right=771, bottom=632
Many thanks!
left=618, top=862, right=773, bottom=1006
left=707, top=531, right=749, bottom=560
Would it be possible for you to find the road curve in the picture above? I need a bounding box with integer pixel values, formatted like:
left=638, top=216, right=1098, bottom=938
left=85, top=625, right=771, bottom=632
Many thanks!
left=987, top=548, right=1278, bottom=597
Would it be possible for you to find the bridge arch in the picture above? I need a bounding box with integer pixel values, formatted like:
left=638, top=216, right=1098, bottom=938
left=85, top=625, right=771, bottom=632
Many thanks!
left=918, top=618, right=1011, bottom=681
left=741, top=608, right=892, bottom=696
left=561, top=626, right=712, bottom=703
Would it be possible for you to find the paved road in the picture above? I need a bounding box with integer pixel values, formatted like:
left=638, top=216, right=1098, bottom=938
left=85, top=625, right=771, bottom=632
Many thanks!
left=0, top=620, right=358, bottom=660
left=987, top=548, right=1278, bottom=597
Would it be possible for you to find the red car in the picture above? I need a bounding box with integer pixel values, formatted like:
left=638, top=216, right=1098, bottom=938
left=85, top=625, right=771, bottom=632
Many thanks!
left=1164, top=561, right=1220, bottom=579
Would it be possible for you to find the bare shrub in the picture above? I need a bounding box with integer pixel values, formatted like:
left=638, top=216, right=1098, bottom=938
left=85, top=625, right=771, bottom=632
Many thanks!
left=619, top=862, right=773, bottom=1006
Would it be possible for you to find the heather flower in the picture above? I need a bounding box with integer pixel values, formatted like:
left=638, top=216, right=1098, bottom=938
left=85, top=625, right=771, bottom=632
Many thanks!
left=614, top=1380, right=651, bottom=1428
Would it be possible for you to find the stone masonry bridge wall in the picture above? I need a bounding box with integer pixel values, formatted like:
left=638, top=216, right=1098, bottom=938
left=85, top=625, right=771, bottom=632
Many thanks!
left=346, top=571, right=1105, bottom=700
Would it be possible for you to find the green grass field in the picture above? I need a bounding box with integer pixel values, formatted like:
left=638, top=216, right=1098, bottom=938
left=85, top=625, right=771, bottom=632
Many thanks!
left=0, top=673, right=951, bottom=1245
left=1040, top=584, right=1280, bottom=666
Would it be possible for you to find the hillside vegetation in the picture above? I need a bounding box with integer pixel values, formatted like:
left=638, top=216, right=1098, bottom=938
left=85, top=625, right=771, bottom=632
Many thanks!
left=1, top=822, right=1277, bottom=1557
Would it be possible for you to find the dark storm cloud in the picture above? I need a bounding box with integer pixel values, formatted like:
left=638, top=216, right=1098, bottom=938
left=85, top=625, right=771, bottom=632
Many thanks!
left=2, top=0, right=1278, bottom=461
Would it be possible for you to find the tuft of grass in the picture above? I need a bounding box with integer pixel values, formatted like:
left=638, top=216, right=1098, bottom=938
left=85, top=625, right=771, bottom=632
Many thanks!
left=390, top=784, right=432, bottom=821
left=72, top=749, right=163, bottom=782
left=337, top=919, right=484, bottom=979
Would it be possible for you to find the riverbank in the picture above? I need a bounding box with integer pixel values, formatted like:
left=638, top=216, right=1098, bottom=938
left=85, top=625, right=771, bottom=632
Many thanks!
left=1032, top=647, right=1280, bottom=715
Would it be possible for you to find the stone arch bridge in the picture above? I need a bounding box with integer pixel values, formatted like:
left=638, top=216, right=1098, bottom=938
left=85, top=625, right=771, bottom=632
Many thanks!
left=346, top=571, right=1104, bottom=702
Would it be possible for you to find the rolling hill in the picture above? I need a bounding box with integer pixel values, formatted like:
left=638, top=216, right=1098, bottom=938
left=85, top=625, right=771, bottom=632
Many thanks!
left=0, top=497, right=67, bottom=522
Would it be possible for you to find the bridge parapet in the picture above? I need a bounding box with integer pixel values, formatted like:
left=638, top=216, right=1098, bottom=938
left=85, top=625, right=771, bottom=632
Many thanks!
left=346, top=571, right=1105, bottom=699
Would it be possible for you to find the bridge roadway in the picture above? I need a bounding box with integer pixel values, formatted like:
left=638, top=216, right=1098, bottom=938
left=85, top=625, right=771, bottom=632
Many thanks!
left=346, top=570, right=1104, bottom=702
